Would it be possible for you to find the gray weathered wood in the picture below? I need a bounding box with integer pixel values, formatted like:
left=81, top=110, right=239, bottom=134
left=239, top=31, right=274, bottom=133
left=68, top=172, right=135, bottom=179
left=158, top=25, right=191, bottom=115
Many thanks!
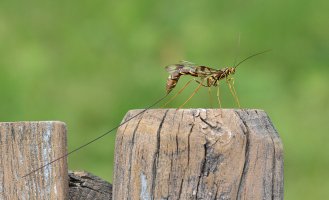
left=69, top=171, right=112, bottom=200
left=113, top=109, right=283, bottom=200
left=0, top=121, right=68, bottom=200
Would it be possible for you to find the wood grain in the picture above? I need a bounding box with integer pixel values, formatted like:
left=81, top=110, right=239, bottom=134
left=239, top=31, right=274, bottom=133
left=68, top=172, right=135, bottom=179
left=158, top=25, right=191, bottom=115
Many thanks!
left=113, top=109, right=283, bottom=200
left=0, top=121, right=68, bottom=200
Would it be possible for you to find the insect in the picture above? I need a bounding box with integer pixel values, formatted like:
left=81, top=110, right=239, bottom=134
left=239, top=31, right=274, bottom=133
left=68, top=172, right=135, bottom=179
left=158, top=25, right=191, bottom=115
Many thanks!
left=164, top=50, right=271, bottom=108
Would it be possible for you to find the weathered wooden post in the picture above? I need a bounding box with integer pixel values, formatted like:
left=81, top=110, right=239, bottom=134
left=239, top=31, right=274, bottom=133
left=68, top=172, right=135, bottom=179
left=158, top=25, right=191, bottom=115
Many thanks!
left=113, top=109, right=283, bottom=199
left=0, top=121, right=68, bottom=199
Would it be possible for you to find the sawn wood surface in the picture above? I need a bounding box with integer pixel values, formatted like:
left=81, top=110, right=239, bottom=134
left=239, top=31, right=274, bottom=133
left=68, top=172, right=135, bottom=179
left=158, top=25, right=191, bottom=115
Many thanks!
left=113, top=109, right=283, bottom=200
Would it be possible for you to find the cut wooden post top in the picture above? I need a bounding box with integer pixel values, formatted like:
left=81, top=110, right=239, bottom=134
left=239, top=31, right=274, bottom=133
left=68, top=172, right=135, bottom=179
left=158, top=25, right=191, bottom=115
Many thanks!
left=113, top=109, right=283, bottom=200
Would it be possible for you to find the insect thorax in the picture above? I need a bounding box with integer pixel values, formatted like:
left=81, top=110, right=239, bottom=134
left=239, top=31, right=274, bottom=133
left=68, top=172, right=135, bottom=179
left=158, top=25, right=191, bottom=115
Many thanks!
left=213, top=67, right=235, bottom=81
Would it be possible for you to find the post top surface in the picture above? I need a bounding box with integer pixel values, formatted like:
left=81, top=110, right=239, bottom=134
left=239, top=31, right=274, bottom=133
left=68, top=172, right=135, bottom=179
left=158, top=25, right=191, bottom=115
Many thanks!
left=128, top=108, right=266, bottom=113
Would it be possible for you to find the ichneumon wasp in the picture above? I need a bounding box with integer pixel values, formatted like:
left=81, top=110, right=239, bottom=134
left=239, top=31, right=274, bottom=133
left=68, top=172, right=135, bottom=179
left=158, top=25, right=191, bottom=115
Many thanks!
left=163, top=50, right=271, bottom=108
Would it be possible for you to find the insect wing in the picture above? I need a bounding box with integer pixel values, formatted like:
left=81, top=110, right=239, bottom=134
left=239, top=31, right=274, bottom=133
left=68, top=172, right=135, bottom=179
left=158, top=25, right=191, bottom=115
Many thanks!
left=165, top=63, right=196, bottom=74
left=165, top=64, right=181, bottom=73
left=179, top=60, right=195, bottom=66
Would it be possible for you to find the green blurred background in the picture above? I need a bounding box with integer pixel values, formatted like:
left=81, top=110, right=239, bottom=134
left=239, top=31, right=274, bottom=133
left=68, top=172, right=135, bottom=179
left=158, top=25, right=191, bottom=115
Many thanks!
left=0, top=0, right=328, bottom=199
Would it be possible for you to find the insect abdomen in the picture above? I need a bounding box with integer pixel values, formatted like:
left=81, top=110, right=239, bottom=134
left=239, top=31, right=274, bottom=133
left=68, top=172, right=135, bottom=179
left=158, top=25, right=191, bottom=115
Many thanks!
left=166, top=78, right=178, bottom=94
left=166, top=65, right=198, bottom=94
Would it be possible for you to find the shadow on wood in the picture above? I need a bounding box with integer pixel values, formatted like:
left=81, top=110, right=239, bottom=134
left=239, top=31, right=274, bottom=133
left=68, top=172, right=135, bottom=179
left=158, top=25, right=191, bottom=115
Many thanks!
left=113, top=109, right=283, bottom=200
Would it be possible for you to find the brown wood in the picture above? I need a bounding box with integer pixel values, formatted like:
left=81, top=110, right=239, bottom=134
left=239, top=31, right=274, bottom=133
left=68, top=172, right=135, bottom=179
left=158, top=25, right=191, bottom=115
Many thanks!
left=0, top=121, right=68, bottom=200
left=113, top=109, right=283, bottom=200
left=68, top=171, right=112, bottom=200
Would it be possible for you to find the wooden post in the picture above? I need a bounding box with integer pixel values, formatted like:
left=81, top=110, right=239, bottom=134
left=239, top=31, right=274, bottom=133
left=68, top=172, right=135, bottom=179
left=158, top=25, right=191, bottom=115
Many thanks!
left=113, top=109, right=283, bottom=200
left=0, top=121, right=68, bottom=199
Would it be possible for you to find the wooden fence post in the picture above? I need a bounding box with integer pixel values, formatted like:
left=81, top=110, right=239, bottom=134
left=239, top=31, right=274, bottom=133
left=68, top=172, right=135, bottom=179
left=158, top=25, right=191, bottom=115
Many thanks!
left=113, top=109, right=283, bottom=200
left=0, top=121, right=68, bottom=200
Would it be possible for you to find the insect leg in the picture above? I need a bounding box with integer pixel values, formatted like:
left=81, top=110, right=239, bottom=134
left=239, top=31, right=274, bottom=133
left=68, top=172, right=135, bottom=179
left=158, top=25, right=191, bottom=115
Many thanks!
left=194, top=79, right=208, bottom=87
left=216, top=83, right=222, bottom=109
left=195, top=78, right=213, bottom=108
left=162, top=79, right=193, bottom=107
left=216, top=84, right=223, bottom=117
left=231, top=80, right=241, bottom=108
left=208, top=87, right=213, bottom=108
left=226, top=77, right=241, bottom=108
left=178, top=80, right=203, bottom=109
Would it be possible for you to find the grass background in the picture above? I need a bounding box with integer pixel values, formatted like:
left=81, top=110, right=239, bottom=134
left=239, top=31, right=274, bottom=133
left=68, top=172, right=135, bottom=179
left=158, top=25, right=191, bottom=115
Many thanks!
left=0, top=0, right=328, bottom=199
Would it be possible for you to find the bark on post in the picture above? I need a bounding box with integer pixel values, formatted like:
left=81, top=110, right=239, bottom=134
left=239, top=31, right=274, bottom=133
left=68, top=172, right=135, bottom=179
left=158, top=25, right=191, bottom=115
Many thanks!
left=0, top=121, right=68, bottom=200
left=69, top=171, right=112, bottom=200
left=113, top=109, right=283, bottom=200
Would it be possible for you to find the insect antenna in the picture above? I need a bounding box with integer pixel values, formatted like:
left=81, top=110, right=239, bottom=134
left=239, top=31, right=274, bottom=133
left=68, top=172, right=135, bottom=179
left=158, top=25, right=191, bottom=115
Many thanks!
left=21, top=94, right=168, bottom=179
left=232, top=32, right=241, bottom=67
left=234, top=49, right=271, bottom=69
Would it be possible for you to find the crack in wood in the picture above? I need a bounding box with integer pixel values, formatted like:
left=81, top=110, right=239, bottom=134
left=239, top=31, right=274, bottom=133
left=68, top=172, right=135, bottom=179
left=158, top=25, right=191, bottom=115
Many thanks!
left=187, top=118, right=194, bottom=168
left=267, top=117, right=279, bottom=200
left=127, top=115, right=144, bottom=199
left=151, top=110, right=169, bottom=200
left=235, top=110, right=251, bottom=199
